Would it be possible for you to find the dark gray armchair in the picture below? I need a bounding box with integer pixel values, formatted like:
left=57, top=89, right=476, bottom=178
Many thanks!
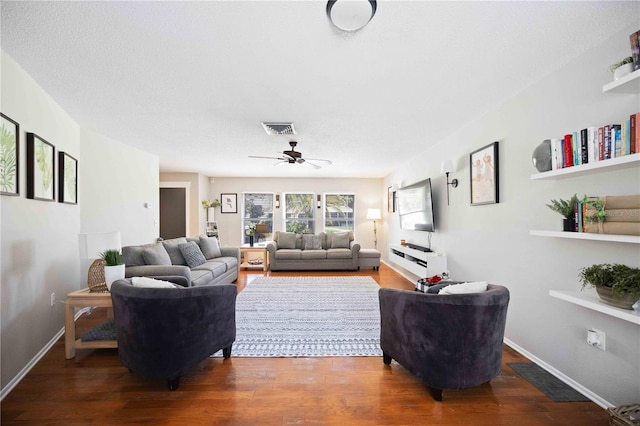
left=110, top=278, right=237, bottom=390
left=379, top=284, right=510, bottom=401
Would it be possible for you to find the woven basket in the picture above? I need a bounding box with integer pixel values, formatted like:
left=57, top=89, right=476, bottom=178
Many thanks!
left=87, top=259, right=108, bottom=293
left=608, top=404, right=640, bottom=426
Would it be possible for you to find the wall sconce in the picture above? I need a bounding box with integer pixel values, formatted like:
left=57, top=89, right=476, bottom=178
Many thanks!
left=441, top=160, right=458, bottom=206
left=317, top=194, right=322, bottom=209
left=275, top=194, right=280, bottom=209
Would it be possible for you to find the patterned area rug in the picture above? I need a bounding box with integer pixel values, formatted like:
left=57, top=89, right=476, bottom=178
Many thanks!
left=212, top=276, right=382, bottom=357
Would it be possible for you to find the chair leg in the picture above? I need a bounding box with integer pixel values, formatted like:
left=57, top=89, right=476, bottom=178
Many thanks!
left=168, top=376, right=180, bottom=391
left=223, top=345, right=232, bottom=359
left=428, top=386, right=443, bottom=402
left=382, top=352, right=392, bottom=365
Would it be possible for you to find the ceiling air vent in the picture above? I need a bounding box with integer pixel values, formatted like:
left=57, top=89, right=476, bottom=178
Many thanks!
left=261, top=122, right=296, bottom=135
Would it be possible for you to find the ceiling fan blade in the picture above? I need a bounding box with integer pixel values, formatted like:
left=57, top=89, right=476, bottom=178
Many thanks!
left=248, top=155, right=281, bottom=160
left=274, top=160, right=289, bottom=167
left=281, top=153, right=295, bottom=161
left=300, top=159, right=321, bottom=169
left=305, top=158, right=333, bottom=165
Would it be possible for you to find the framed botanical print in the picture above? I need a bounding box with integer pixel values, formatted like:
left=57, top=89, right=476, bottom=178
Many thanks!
left=221, top=193, right=237, bottom=213
left=58, top=152, right=78, bottom=205
left=470, top=142, right=499, bottom=206
left=27, top=133, right=55, bottom=201
left=0, top=113, right=20, bottom=196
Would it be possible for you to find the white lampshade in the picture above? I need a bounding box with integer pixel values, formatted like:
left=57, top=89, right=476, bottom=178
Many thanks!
left=78, top=231, right=122, bottom=259
left=366, top=208, right=381, bottom=220
left=441, top=160, right=454, bottom=174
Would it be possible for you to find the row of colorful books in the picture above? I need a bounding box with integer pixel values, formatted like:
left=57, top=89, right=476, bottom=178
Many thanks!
left=549, top=112, right=639, bottom=171
left=576, top=195, right=640, bottom=236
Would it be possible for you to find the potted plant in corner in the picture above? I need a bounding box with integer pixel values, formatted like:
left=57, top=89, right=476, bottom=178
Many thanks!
left=546, top=194, right=579, bottom=232
left=579, top=263, right=640, bottom=310
left=100, top=249, right=125, bottom=291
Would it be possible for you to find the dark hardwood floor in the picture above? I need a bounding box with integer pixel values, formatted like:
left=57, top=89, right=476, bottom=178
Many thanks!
left=1, top=266, right=609, bottom=425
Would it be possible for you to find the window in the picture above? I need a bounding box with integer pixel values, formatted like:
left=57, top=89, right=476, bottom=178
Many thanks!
left=324, top=193, right=355, bottom=234
left=284, top=193, right=315, bottom=234
left=242, top=193, right=274, bottom=244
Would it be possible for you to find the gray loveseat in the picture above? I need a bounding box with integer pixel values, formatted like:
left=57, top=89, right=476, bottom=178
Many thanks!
left=266, top=231, right=360, bottom=271
left=122, top=236, right=240, bottom=286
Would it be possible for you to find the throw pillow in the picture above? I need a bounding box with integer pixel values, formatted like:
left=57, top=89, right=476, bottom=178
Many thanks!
left=199, top=235, right=222, bottom=259
left=141, top=244, right=171, bottom=266
left=161, top=237, right=188, bottom=265
left=131, top=276, right=179, bottom=288
left=439, top=281, right=488, bottom=295
left=278, top=232, right=297, bottom=249
left=330, top=232, right=350, bottom=249
left=303, top=234, right=322, bottom=250
left=178, top=241, right=207, bottom=268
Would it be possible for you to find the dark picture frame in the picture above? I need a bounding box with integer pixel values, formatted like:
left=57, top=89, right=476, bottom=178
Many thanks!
left=220, top=193, right=237, bottom=213
left=469, top=141, right=499, bottom=206
left=58, top=152, right=78, bottom=205
left=26, top=133, right=55, bottom=201
left=0, top=113, right=20, bottom=196
left=387, top=186, right=396, bottom=213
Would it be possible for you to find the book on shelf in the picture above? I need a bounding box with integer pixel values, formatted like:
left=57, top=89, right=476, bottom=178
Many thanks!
left=631, top=112, right=639, bottom=154
left=631, top=30, right=640, bottom=71
left=583, top=222, right=640, bottom=236
left=563, top=134, right=573, bottom=167
left=579, top=195, right=640, bottom=235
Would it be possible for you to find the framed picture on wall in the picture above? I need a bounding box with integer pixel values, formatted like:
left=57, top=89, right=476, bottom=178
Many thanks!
left=469, top=141, right=499, bottom=206
left=26, top=132, right=55, bottom=201
left=58, top=152, right=78, bottom=205
left=0, top=113, right=20, bottom=196
left=387, top=186, right=396, bottom=213
left=221, top=193, right=237, bottom=213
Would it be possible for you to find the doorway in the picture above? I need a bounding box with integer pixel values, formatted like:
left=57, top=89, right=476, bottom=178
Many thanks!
left=159, top=182, right=190, bottom=239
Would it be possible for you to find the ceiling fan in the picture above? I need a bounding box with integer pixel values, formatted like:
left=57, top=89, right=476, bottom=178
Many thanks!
left=249, top=141, right=332, bottom=169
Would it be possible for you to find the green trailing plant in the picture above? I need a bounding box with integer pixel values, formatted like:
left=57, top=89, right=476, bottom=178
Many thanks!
left=579, top=263, right=640, bottom=300
left=100, top=249, right=123, bottom=266
left=609, top=56, right=633, bottom=73
left=582, top=196, right=606, bottom=223
left=546, top=194, right=579, bottom=220
left=201, top=198, right=221, bottom=209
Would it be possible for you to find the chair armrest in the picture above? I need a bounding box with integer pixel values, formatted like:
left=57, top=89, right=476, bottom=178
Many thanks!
left=266, top=241, right=277, bottom=255
left=220, top=246, right=239, bottom=258
left=125, top=265, right=191, bottom=282
left=350, top=241, right=361, bottom=255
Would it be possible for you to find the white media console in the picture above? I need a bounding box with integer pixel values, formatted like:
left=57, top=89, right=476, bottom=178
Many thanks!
left=389, top=244, right=448, bottom=278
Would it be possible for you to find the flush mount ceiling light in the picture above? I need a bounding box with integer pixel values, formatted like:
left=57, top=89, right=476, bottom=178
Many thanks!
left=261, top=122, right=296, bottom=135
left=326, top=0, right=377, bottom=32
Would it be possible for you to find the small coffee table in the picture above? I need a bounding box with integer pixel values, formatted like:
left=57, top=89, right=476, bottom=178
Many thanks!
left=64, top=288, right=117, bottom=359
left=239, top=244, right=270, bottom=272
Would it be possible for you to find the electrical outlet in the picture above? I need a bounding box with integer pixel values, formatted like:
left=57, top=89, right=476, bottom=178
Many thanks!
left=50, top=292, right=56, bottom=307
left=587, top=328, right=606, bottom=351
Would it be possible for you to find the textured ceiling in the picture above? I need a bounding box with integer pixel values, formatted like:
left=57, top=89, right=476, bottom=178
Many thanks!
left=2, top=1, right=638, bottom=178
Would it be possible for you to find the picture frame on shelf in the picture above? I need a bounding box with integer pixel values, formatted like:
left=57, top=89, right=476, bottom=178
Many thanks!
left=221, top=193, right=237, bottom=213
left=470, top=141, right=499, bottom=206
left=0, top=113, right=20, bottom=196
left=26, top=132, right=55, bottom=202
left=58, top=152, right=78, bottom=205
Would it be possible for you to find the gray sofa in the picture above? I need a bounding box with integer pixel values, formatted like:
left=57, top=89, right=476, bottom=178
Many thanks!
left=122, top=236, right=239, bottom=286
left=266, top=231, right=360, bottom=271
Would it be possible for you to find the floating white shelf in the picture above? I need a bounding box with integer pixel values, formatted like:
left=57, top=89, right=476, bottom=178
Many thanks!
left=388, top=244, right=447, bottom=277
left=530, top=153, right=640, bottom=180
left=530, top=230, right=640, bottom=244
left=549, top=290, right=640, bottom=325
left=602, top=68, right=640, bottom=94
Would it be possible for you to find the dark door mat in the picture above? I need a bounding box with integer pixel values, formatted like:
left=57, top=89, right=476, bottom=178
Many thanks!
left=507, top=362, right=591, bottom=402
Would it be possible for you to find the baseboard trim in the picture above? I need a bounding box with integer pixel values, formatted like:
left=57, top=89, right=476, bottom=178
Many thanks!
left=381, top=260, right=419, bottom=283
left=504, top=338, right=612, bottom=409
left=0, top=309, right=87, bottom=402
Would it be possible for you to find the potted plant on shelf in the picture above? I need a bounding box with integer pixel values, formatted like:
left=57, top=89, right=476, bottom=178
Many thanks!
left=579, top=263, right=640, bottom=310
left=546, top=194, right=579, bottom=232
left=609, top=56, right=634, bottom=80
left=100, top=249, right=125, bottom=291
left=202, top=198, right=221, bottom=221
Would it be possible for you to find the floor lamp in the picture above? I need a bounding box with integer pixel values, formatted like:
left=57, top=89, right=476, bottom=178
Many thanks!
left=366, top=208, right=381, bottom=250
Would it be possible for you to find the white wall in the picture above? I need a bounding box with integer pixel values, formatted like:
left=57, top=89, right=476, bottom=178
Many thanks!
left=0, top=51, right=159, bottom=394
left=383, top=24, right=640, bottom=406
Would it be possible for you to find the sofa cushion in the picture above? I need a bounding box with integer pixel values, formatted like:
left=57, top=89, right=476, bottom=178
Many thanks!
left=207, top=256, right=237, bottom=272
left=199, top=235, right=222, bottom=259
left=326, top=248, right=353, bottom=259
left=192, top=260, right=227, bottom=278
left=122, top=245, right=147, bottom=267
left=330, top=232, right=350, bottom=249
left=303, top=234, right=322, bottom=250
left=142, top=243, right=172, bottom=266
left=278, top=232, right=298, bottom=249
left=161, top=237, right=188, bottom=265
left=300, top=250, right=327, bottom=260
left=190, top=269, right=214, bottom=287
left=274, top=249, right=302, bottom=260
left=178, top=241, right=207, bottom=268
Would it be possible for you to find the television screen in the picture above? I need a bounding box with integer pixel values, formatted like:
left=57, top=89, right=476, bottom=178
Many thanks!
left=397, top=178, right=435, bottom=232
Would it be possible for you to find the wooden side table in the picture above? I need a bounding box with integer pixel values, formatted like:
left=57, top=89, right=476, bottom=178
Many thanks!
left=239, top=244, right=270, bottom=272
left=64, top=288, right=117, bottom=359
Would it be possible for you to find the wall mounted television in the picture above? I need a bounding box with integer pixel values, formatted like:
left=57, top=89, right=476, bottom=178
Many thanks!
left=396, top=178, right=435, bottom=232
